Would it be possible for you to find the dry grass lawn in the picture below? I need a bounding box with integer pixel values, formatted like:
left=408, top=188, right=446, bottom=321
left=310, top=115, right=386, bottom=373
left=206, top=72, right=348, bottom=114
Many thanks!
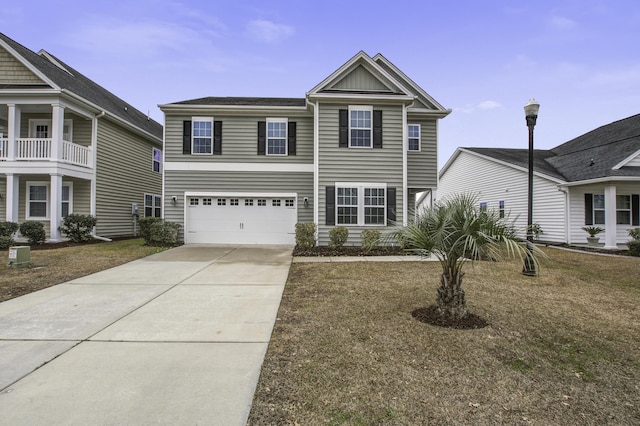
left=0, top=239, right=167, bottom=302
left=249, top=248, right=640, bottom=425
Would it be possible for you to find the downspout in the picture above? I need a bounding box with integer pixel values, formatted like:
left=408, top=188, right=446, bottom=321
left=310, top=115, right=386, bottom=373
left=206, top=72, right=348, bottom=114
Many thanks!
left=313, top=100, right=319, bottom=235
left=91, top=111, right=111, bottom=241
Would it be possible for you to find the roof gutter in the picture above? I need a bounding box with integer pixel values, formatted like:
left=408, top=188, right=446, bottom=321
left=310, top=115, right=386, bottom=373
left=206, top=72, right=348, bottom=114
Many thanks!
left=557, top=175, right=640, bottom=188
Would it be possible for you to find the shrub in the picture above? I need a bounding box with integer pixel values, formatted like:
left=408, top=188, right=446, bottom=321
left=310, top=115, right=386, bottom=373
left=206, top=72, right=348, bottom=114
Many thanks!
left=19, top=221, right=46, bottom=244
left=0, top=221, right=19, bottom=237
left=295, top=222, right=316, bottom=248
left=361, top=229, right=380, bottom=252
left=628, top=240, right=640, bottom=257
left=0, top=235, right=15, bottom=249
left=628, top=228, right=640, bottom=241
left=582, top=226, right=604, bottom=237
left=59, top=214, right=97, bottom=243
left=138, top=217, right=163, bottom=242
left=329, top=226, right=349, bottom=248
left=140, top=219, right=180, bottom=246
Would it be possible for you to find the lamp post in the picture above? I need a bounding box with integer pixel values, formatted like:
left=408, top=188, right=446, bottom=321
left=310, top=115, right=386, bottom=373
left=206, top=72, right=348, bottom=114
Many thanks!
left=522, top=98, right=539, bottom=276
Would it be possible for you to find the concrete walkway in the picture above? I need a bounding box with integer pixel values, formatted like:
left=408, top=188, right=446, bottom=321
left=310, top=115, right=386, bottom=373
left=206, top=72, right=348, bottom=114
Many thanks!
left=0, top=244, right=292, bottom=426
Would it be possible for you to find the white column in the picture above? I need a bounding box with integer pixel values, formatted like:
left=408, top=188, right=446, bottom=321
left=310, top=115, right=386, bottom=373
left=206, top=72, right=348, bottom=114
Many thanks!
left=603, top=185, right=617, bottom=249
left=7, top=104, right=20, bottom=161
left=49, top=174, right=63, bottom=242
left=51, top=103, right=65, bottom=161
left=5, top=174, right=19, bottom=222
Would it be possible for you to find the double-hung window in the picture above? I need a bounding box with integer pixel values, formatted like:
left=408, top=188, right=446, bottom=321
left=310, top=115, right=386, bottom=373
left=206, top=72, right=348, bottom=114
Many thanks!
left=27, top=182, right=48, bottom=219
left=152, top=147, right=162, bottom=173
left=349, top=106, right=372, bottom=148
left=616, top=195, right=631, bottom=225
left=61, top=184, right=73, bottom=217
left=192, top=118, right=213, bottom=154
left=144, top=194, right=162, bottom=217
left=593, top=194, right=605, bottom=224
left=267, top=118, right=287, bottom=155
left=408, top=124, right=420, bottom=151
left=336, top=183, right=386, bottom=225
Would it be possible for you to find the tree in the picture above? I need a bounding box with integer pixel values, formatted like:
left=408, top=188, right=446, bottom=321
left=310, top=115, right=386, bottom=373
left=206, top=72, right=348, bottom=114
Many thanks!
left=395, top=193, right=544, bottom=321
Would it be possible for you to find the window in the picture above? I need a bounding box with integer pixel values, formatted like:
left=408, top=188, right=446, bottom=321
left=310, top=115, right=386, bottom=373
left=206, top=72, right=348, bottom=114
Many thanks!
left=61, top=184, right=73, bottom=217
left=192, top=118, right=213, bottom=154
left=285, top=199, right=295, bottom=207
left=499, top=200, right=505, bottom=218
left=408, top=124, right=420, bottom=151
left=29, top=119, right=73, bottom=141
left=337, top=187, right=358, bottom=224
left=258, top=199, right=266, bottom=206
left=349, top=106, right=372, bottom=147
left=217, top=199, right=226, bottom=206
left=364, top=188, right=385, bottom=225
left=267, top=119, right=287, bottom=155
left=245, top=199, right=254, bottom=206
left=152, top=147, right=162, bottom=173
left=230, top=199, right=239, bottom=206
left=593, top=194, right=605, bottom=224
left=144, top=194, right=161, bottom=217
left=480, top=202, right=487, bottom=212
left=272, top=199, right=281, bottom=207
left=202, top=198, right=212, bottom=205
left=190, top=198, right=199, bottom=206
left=617, top=195, right=631, bottom=224
left=27, top=183, right=48, bottom=218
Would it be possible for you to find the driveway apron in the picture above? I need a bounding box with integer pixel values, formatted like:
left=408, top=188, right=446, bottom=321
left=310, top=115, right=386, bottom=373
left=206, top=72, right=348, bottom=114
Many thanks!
left=0, top=244, right=292, bottom=426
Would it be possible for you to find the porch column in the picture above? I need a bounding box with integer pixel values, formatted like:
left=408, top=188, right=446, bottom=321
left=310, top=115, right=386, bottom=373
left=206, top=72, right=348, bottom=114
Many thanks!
left=603, top=184, right=617, bottom=249
left=7, top=104, right=20, bottom=161
left=49, top=173, right=63, bottom=242
left=51, top=103, right=65, bottom=161
left=5, top=174, right=19, bottom=222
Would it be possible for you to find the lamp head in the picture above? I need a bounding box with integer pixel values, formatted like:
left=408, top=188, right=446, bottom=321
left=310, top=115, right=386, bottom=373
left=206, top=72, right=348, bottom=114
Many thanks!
left=524, top=98, right=540, bottom=118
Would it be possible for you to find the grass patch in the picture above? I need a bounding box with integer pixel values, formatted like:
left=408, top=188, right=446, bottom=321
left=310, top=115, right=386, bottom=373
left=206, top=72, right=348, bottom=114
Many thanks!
left=249, top=248, right=640, bottom=425
left=0, top=238, right=168, bottom=302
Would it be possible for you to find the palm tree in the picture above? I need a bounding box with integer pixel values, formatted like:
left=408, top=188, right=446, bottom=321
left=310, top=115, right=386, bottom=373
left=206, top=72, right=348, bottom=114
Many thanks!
left=395, top=193, right=544, bottom=320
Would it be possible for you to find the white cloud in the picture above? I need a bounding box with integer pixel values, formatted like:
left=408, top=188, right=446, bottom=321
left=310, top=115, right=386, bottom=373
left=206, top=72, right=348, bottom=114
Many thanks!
left=245, top=19, right=294, bottom=43
left=549, top=15, right=578, bottom=30
left=457, top=100, right=502, bottom=113
left=478, top=100, right=502, bottom=110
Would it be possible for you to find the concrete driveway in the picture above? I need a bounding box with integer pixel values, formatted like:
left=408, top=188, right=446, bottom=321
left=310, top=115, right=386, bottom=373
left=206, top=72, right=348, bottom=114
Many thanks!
left=0, top=244, right=292, bottom=425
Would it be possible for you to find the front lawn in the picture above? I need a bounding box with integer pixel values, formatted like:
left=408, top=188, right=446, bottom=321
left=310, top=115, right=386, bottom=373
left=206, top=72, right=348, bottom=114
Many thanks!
left=249, top=247, right=640, bottom=424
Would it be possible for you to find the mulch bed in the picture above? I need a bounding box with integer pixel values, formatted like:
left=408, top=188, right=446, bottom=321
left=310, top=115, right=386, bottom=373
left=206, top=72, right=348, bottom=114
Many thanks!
left=293, top=245, right=411, bottom=257
left=412, top=305, right=489, bottom=329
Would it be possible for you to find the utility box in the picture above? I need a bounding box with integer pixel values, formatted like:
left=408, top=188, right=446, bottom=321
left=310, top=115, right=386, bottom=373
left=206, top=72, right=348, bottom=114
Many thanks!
left=8, top=246, right=30, bottom=268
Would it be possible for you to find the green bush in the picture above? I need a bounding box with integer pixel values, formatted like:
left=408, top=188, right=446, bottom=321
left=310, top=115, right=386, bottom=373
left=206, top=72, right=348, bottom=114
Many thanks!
left=59, top=214, right=97, bottom=243
left=138, top=217, right=163, bottom=242
left=361, top=229, right=380, bottom=252
left=295, top=222, right=316, bottom=248
left=0, top=221, right=19, bottom=237
left=329, top=226, right=349, bottom=248
left=19, top=221, right=46, bottom=244
left=628, top=240, right=640, bottom=257
left=628, top=228, right=640, bottom=241
left=0, top=235, right=15, bottom=249
left=140, top=219, right=180, bottom=246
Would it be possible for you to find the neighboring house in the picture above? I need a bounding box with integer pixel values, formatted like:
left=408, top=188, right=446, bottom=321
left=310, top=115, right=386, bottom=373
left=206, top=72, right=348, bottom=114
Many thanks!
left=437, top=114, right=640, bottom=248
left=0, top=33, right=163, bottom=241
left=160, top=51, right=450, bottom=245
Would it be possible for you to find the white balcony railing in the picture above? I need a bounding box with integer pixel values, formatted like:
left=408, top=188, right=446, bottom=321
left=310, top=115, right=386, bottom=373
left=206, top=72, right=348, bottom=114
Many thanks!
left=0, top=138, right=91, bottom=168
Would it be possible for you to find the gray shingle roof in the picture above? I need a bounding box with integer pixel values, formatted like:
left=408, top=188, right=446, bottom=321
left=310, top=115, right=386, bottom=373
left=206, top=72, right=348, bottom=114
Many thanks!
left=173, top=97, right=307, bottom=107
left=0, top=33, right=162, bottom=139
left=464, top=113, right=640, bottom=183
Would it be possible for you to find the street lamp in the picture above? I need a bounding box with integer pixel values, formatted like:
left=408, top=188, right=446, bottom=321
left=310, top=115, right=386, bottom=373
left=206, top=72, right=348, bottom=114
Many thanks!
left=522, top=98, right=539, bottom=276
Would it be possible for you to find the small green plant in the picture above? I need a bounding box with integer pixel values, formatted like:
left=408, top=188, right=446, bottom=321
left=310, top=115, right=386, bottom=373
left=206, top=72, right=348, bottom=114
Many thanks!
left=329, top=226, right=349, bottom=248
left=530, top=223, right=543, bottom=241
left=582, top=226, right=604, bottom=237
left=0, top=221, right=19, bottom=237
left=19, top=221, right=46, bottom=244
left=628, top=228, right=640, bottom=241
left=628, top=240, right=640, bottom=256
left=140, top=219, right=180, bottom=246
left=295, top=222, right=316, bottom=249
left=361, top=229, right=380, bottom=252
left=0, top=235, right=15, bottom=249
left=59, top=214, right=97, bottom=243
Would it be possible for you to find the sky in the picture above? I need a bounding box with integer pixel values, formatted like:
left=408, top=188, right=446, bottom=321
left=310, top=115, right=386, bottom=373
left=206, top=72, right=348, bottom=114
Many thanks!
left=3, top=0, right=639, bottom=168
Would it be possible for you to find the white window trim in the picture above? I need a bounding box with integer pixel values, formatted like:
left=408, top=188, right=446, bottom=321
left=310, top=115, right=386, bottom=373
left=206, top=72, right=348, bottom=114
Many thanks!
left=348, top=105, right=373, bottom=149
left=408, top=124, right=421, bottom=151
left=152, top=147, right=162, bottom=173
left=144, top=193, right=162, bottom=217
left=335, top=182, right=387, bottom=226
left=29, top=119, right=73, bottom=142
left=266, top=117, right=288, bottom=156
left=26, top=181, right=49, bottom=220
left=593, top=194, right=605, bottom=225
left=616, top=194, right=631, bottom=225
left=191, top=116, right=214, bottom=155
left=62, top=182, right=73, bottom=217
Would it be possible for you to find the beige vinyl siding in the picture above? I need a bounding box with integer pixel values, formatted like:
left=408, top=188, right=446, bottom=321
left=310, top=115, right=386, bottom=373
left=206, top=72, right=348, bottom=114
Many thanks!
left=0, top=46, right=45, bottom=85
left=331, top=65, right=390, bottom=91
left=568, top=182, right=640, bottom=244
left=163, top=170, right=313, bottom=242
left=164, top=114, right=313, bottom=164
left=317, top=103, right=404, bottom=246
left=438, top=151, right=566, bottom=243
left=0, top=178, right=5, bottom=220
left=407, top=117, right=437, bottom=189
left=18, top=112, right=91, bottom=146
left=66, top=178, right=91, bottom=215
left=95, top=118, right=162, bottom=237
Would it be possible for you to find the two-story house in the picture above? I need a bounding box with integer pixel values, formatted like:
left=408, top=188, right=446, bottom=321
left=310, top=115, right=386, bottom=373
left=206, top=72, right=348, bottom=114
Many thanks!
left=160, top=51, right=449, bottom=245
left=0, top=33, right=163, bottom=241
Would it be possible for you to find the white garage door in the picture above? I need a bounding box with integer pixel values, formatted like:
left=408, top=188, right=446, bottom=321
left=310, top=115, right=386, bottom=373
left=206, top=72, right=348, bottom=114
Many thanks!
left=186, top=195, right=297, bottom=245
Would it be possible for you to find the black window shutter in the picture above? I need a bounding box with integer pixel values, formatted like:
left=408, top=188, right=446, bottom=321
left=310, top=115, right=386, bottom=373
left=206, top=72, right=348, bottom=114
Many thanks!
left=183, top=120, right=192, bottom=154
left=288, top=122, right=297, bottom=155
left=326, top=186, right=336, bottom=226
left=373, top=110, right=383, bottom=148
left=387, top=187, right=396, bottom=225
left=339, top=110, right=348, bottom=147
left=632, top=194, right=639, bottom=226
left=257, top=121, right=266, bottom=155
left=213, top=121, right=222, bottom=155
left=584, top=193, right=593, bottom=225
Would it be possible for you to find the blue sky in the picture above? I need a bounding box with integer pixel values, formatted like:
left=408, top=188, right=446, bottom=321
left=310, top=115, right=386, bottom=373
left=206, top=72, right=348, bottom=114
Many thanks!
left=4, top=0, right=639, bottom=167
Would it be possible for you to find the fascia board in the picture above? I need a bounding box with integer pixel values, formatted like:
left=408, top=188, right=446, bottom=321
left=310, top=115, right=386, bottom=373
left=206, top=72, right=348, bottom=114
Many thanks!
left=558, top=176, right=640, bottom=187
left=307, top=92, right=415, bottom=103
left=158, top=103, right=311, bottom=116
left=0, top=39, right=60, bottom=89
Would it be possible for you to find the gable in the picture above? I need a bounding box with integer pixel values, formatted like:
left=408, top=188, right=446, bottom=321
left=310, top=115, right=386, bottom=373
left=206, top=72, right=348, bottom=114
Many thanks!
left=614, top=149, right=640, bottom=169
left=329, top=65, right=395, bottom=93
left=0, top=45, right=47, bottom=86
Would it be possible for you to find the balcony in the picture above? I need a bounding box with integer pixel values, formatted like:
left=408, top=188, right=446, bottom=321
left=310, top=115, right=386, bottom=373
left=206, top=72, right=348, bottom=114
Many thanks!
left=0, top=137, right=92, bottom=168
